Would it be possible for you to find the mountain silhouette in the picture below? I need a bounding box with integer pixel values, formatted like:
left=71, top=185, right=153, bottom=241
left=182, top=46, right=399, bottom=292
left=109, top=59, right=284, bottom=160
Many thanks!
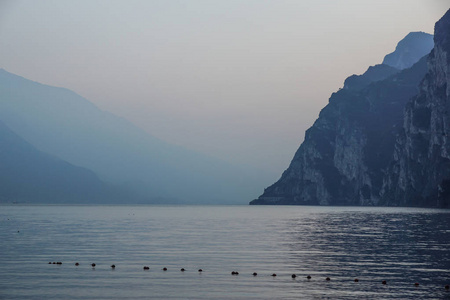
left=0, top=69, right=263, bottom=204
left=251, top=24, right=444, bottom=206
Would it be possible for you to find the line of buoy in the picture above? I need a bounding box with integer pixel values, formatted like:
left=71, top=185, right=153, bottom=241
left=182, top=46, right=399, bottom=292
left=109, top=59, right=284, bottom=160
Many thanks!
left=45, top=262, right=450, bottom=289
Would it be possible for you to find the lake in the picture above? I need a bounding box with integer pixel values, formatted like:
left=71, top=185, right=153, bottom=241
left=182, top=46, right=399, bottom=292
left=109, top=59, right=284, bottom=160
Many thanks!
left=0, top=205, right=449, bottom=299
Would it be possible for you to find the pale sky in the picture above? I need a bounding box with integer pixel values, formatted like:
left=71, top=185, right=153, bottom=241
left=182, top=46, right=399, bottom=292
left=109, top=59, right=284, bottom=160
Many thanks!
left=0, top=0, right=448, bottom=182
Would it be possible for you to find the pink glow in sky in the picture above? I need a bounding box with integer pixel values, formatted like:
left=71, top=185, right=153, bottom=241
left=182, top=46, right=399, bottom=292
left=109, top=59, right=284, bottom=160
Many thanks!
left=0, top=0, right=448, bottom=183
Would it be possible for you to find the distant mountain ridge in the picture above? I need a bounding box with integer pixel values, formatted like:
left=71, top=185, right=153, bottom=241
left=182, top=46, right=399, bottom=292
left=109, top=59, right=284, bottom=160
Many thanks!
left=251, top=11, right=449, bottom=207
left=0, top=69, right=264, bottom=204
left=0, top=120, right=121, bottom=203
left=382, top=32, right=434, bottom=70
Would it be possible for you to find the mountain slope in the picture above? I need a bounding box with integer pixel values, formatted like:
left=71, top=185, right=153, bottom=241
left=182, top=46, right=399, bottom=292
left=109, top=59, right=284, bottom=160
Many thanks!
left=381, top=10, right=450, bottom=208
left=250, top=29, right=434, bottom=206
left=0, top=120, right=120, bottom=203
left=382, top=32, right=434, bottom=70
left=0, top=70, right=263, bottom=204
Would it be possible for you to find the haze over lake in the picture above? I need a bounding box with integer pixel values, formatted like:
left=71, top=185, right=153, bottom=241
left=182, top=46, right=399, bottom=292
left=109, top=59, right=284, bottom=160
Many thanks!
left=1, top=1, right=447, bottom=178
left=1, top=3, right=450, bottom=299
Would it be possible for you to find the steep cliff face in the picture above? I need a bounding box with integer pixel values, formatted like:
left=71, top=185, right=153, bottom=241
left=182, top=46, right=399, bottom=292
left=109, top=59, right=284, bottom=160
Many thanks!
left=381, top=10, right=450, bottom=208
left=250, top=26, right=438, bottom=206
left=251, top=58, right=428, bottom=205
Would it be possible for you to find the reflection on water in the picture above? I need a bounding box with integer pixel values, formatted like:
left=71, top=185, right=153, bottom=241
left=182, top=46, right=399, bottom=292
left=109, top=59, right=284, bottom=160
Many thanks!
left=281, top=210, right=450, bottom=299
left=0, top=205, right=449, bottom=299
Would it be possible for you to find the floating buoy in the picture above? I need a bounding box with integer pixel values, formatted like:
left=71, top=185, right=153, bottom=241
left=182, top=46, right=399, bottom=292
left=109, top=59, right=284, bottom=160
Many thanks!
left=48, top=262, right=51, bottom=264
left=252, top=272, right=258, bottom=276
left=198, top=269, right=203, bottom=272
left=180, top=268, right=185, bottom=272
left=291, top=274, right=297, bottom=279
left=231, top=271, right=239, bottom=275
left=382, top=280, right=387, bottom=285
left=91, top=263, right=96, bottom=267
left=271, top=273, right=277, bottom=277
left=111, top=265, right=116, bottom=269
left=306, top=275, right=311, bottom=280
left=445, top=284, right=449, bottom=290
left=56, top=262, right=62, bottom=265
left=163, top=268, right=167, bottom=271
left=75, top=263, right=79, bottom=266
left=52, top=262, right=56, bottom=264
left=354, top=278, right=359, bottom=282
left=143, top=266, right=150, bottom=270
left=326, top=277, right=330, bottom=281
left=414, top=282, right=419, bottom=287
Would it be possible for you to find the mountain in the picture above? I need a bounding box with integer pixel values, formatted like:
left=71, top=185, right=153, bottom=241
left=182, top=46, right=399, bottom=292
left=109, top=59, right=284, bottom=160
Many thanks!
left=250, top=11, right=448, bottom=207
left=381, top=10, right=450, bottom=208
left=382, top=32, right=434, bottom=70
left=0, top=69, right=263, bottom=204
left=0, top=120, right=123, bottom=203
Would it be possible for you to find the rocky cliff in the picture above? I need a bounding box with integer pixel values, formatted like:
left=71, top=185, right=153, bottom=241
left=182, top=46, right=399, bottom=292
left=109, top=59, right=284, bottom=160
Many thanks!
left=381, top=10, right=450, bottom=207
left=250, top=12, right=449, bottom=206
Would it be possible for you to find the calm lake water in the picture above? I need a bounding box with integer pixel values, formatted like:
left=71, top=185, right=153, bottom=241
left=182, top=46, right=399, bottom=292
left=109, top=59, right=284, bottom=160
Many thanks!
left=0, top=205, right=449, bottom=299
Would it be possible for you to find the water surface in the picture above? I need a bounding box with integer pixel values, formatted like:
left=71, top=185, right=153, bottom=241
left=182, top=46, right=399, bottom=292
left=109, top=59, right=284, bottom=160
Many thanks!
left=0, top=205, right=449, bottom=299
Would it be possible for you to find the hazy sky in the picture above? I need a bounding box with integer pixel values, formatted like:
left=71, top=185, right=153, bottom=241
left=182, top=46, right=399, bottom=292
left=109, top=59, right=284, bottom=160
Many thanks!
left=0, top=0, right=448, bottom=181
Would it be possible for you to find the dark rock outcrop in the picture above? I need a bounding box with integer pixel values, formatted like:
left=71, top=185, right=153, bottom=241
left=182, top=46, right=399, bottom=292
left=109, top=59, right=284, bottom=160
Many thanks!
left=251, top=58, right=428, bottom=205
left=381, top=10, right=450, bottom=208
left=251, top=10, right=450, bottom=207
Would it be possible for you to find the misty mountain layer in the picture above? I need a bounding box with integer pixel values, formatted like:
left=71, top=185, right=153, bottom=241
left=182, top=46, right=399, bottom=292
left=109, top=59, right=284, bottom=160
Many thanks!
left=0, top=70, right=265, bottom=204
left=382, top=32, right=434, bottom=70
left=251, top=11, right=450, bottom=207
left=0, top=120, right=121, bottom=203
